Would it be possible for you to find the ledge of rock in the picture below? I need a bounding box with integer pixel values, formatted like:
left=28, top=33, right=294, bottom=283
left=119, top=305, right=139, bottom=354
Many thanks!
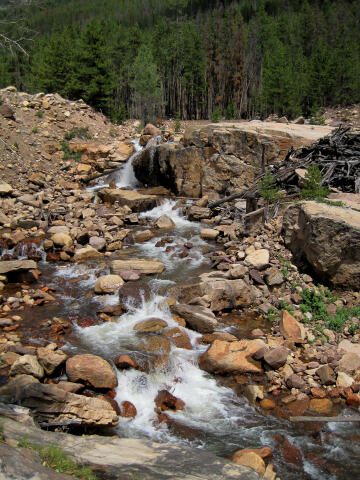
left=97, top=188, right=158, bottom=212
left=111, top=258, right=166, bottom=275
left=133, top=122, right=332, bottom=199
left=0, top=413, right=261, bottom=480
left=282, top=201, right=360, bottom=288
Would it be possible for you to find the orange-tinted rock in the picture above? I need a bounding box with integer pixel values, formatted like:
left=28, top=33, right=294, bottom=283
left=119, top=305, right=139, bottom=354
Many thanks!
left=275, top=434, right=303, bottom=467
left=230, top=451, right=265, bottom=476
left=120, top=400, right=137, bottom=418
left=230, top=447, right=273, bottom=463
left=309, top=398, right=333, bottom=414
left=114, top=354, right=140, bottom=370
left=260, top=398, right=276, bottom=410
left=286, top=396, right=310, bottom=416
left=155, top=390, right=185, bottom=412
left=199, top=339, right=263, bottom=374
left=346, top=391, right=360, bottom=407
left=163, top=328, right=192, bottom=350
left=198, top=332, right=238, bottom=344
left=280, top=310, right=305, bottom=340
left=311, top=387, right=327, bottom=399
left=66, top=354, right=118, bottom=389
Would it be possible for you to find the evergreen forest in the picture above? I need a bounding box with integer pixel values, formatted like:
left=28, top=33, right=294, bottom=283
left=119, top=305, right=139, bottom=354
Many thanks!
left=0, top=0, right=359, bottom=122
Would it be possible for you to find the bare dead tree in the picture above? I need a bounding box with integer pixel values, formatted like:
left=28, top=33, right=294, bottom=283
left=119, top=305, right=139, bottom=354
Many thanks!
left=0, top=1, right=37, bottom=56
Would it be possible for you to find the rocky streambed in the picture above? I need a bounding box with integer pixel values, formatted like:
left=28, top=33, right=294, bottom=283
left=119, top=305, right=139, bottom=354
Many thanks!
left=1, top=123, right=360, bottom=480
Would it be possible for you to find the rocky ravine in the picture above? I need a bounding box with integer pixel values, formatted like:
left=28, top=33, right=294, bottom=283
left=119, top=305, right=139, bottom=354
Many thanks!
left=1, top=88, right=360, bottom=480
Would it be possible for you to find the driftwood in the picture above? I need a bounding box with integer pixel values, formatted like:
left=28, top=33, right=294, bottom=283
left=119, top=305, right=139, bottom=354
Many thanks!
left=290, top=416, right=360, bottom=422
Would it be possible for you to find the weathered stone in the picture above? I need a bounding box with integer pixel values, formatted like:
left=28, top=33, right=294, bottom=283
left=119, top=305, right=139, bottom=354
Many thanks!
left=0, top=375, right=40, bottom=402
left=200, top=228, right=219, bottom=240
left=0, top=181, right=13, bottom=195
left=245, top=249, right=270, bottom=270
left=134, top=230, right=154, bottom=242
left=263, top=347, right=289, bottom=369
left=0, top=259, right=37, bottom=276
left=133, top=318, right=168, bottom=333
left=316, top=365, right=335, bottom=385
left=111, top=258, right=165, bottom=275
left=230, top=452, right=265, bottom=476
left=244, top=385, right=264, bottom=404
left=286, top=374, right=306, bottom=390
left=199, top=339, right=264, bottom=374
left=154, top=214, right=176, bottom=229
left=339, top=353, right=360, bottom=373
left=187, top=206, right=212, bottom=220
left=280, top=310, right=305, bottom=340
left=66, top=354, right=118, bottom=389
left=89, top=236, right=106, bottom=251
left=199, top=332, right=238, bottom=344
left=51, top=232, right=73, bottom=248
left=37, top=343, right=67, bottom=375
left=172, top=304, right=218, bottom=333
left=10, top=355, right=44, bottom=379
left=73, top=245, right=102, bottom=261
left=97, top=188, right=157, bottom=212
left=338, top=339, right=360, bottom=355
left=198, top=277, right=256, bottom=311
left=264, top=267, right=284, bottom=286
left=120, top=400, right=137, bottom=418
left=283, top=201, right=360, bottom=288
left=309, top=398, right=333, bottom=414
left=94, top=274, right=124, bottom=294
left=336, top=371, right=354, bottom=388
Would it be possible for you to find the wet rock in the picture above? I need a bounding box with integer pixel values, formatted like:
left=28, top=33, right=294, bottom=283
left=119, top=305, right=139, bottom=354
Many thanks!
left=66, top=354, right=118, bottom=389
left=244, top=385, right=264, bottom=404
left=37, top=343, right=67, bottom=375
left=200, top=228, right=219, bottom=240
left=199, top=332, right=238, bottom=344
left=73, top=245, right=102, bottom=261
left=172, top=304, right=218, bottom=333
left=111, top=258, right=165, bottom=275
left=187, top=206, right=212, bottom=220
left=286, top=374, right=306, bottom=390
left=138, top=335, right=171, bottom=366
left=275, top=434, right=303, bottom=467
left=263, top=347, right=289, bottom=369
left=10, top=354, right=44, bottom=379
left=119, top=270, right=141, bottom=281
left=230, top=447, right=273, bottom=463
left=120, top=400, right=137, bottom=418
left=133, top=318, right=168, bottom=333
left=118, top=282, right=151, bottom=308
left=94, top=274, right=124, bottom=294
left=51, top=233, right=73, bottom=248
left=114, top=354, right=140, bottom=370
left=199, top=339, right=264, bottom=374
left=245, top=249, right=269, bottom=270
left=163, top=327, right=192, bottom=349
left=309, top=398, right=333, bottom=414
left=154, top=214, right=176, bottom=229
left=260, top=398, right=276, bottom=410
left=134, top=230, right=153, bottom=242
left=230, top=451, right=265, bottom=476
left=0, top=259, right=37, bottom=281
left=316, top=365, right=335, bottom=385
left=283, top=201, right=360, bottom=289
left=155, top=390, right=185, bottom=412
left=280, top=310, right=305, bottom=340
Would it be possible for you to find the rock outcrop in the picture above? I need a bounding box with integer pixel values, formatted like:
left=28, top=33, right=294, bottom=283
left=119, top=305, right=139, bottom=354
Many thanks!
left=133, top=122, right=332, bottom=199
left=282, top=201, right=360, bottom=288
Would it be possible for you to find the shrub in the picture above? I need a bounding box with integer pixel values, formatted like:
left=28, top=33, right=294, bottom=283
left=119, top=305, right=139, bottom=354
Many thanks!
left=211, top=107, right=221, bottom=123
left=36, top=110, right=44, bottom=118
left=258, top=172, right=283, bottom=204
left=301, top=165, right=329, bottom=201
left=109, top=127, right=119, bottom=137
left=225, top=102, right=235, bottom=120
left=64, top=126, right=92, bottom=141
left=60, top=140, right=81, bottom=161
left=31, top=126, right=38, bottom=134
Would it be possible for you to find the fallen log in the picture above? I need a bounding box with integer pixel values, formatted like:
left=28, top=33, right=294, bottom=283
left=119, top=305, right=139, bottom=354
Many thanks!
left=290, top=415, right=360, bottom=422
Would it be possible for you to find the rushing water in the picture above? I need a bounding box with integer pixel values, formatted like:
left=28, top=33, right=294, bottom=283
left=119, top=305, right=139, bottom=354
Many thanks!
left=2, top=144, right=359, bottom=480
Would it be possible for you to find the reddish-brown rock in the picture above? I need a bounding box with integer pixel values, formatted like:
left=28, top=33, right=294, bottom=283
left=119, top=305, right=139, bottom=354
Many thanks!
left=114, top=354, right=140, bottom=370
left=66, top=354, right=118, bottom=389
left=275, top=434, right=303, bottom=467
left=155, top=390, right=185, bottom=412
left=120, top=400, right=137, bottom=418
left=163, top=328, right=192, bottom=350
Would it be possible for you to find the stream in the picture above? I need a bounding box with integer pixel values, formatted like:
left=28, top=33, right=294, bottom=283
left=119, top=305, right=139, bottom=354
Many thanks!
left=2, top=140, right=359, bottom=480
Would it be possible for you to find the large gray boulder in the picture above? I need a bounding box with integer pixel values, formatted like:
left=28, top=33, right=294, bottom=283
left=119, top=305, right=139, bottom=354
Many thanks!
left=282, top=201, right=360, bottom=288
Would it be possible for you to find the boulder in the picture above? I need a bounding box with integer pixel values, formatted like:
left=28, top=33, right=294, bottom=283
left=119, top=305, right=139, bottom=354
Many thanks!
left=66, top=354, right=118, bottom=389
left=198, top=277, right=256, bottom=311
left=10, top=355, right=44, bottom=379
left=338, top=353, right=360, bottom=373
left=338, top=339, right=360, bottom=355
left=73, top=245, right=102, bottom=261
left=154, top=390, right=185, bottom=412
left=114, top=355, right=140, bottom=370
left=171, top=304, right=218, bottom=333
left=51, top=233, right=73, bottom=248
left=154, top=214, right=176, bottom=229
left=283, top=201, right=360, bottom=288
left=229, top=452, right=265, bottom=476
left=187, top=206, right=212, bottom=220
left=280, top=310, right=305, bottom=340
left=0, top=181, right=13, bottom=195
left=163, top=327, right=192, bottom=350
left=245, top=249, right=270, bottom=270
left=309, top=398, right=333, bottom=415
left=286, top=374, right=306, bottom=390
left=200, top=229, right=219, bottom=240
left=37, top=343, right=67, bottom=375
left=134, top=230, right=154, bottom=242
left=120, top=400, right=137, bottom=418
left=199, top=339, right=264, bottom=374
left=118, top=282, right=151, bottom=307
left=264, top=267, right=284, bottom=286
left=111, top=258, right=165, bottom=275
left=133, top=318, right=168, bottom=333
left=143, top=123, right=161, bottom=136
left=336, top=371, right=354, bottom=388
left=94, top=274, right=124, bottom=294
left=89, top=236, right=106, bottom=251
left=263, top=347, right=289, bottom=369
left=0, top=259, right=37, bottom=276
left=316, top=365, right=335, bottom=385
left=0, top=211, right=10, bottom=225
left=97, top=188, right=157, bottom=212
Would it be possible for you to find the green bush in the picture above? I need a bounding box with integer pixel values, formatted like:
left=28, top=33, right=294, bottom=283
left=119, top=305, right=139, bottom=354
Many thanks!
left=225, top=102, right=235, bottom=120
left=64, top=126, right=92, bottom=141
left=258, top=172, right=283, bottom=204
left=60, top=141, right=81, bottom=161
left=211, top=107, right=221, bottom=123
left=301, top=165, right=329, bottom=201
left=36, top=110, right=44, bottom=118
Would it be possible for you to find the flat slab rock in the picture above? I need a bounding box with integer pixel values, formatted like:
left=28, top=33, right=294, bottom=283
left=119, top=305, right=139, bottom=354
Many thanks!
left=0, top=414, right=261, bottom=480
left=97, top=188, right=158, bottom=212
left=111, top=258, right=165, bottom=275
left=0, top=260, right=37, bottom=275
